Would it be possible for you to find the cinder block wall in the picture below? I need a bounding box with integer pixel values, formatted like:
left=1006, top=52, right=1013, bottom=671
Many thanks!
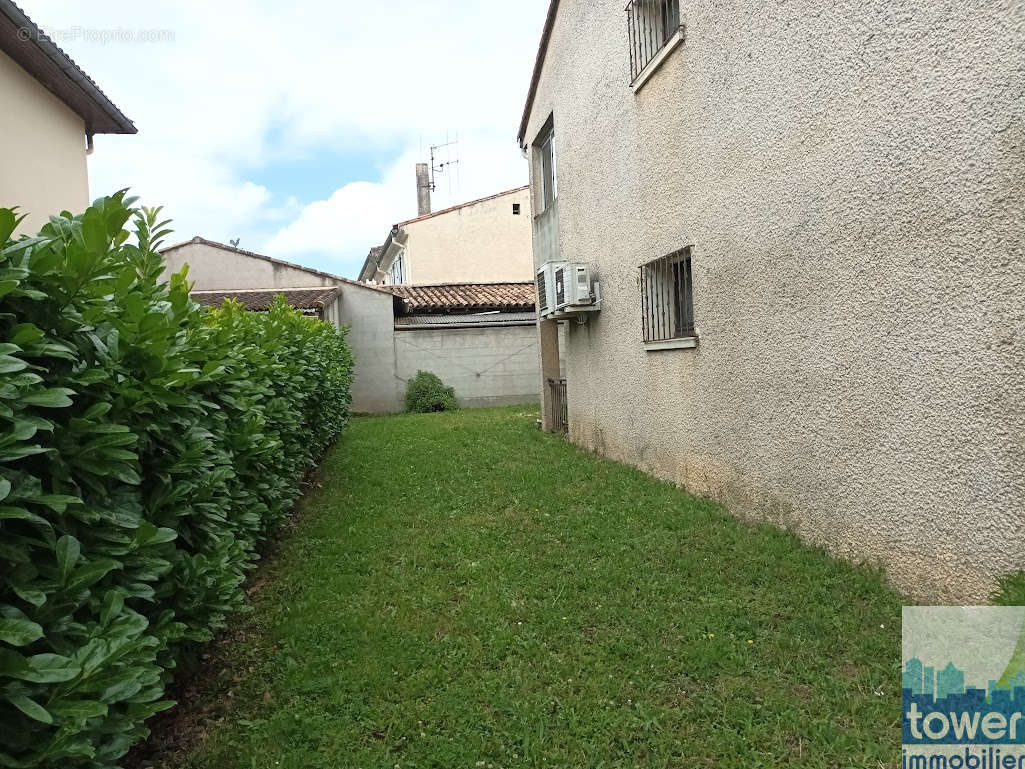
left=394, top=325, right=542, bottom=408
left=337, top=285, right=403, bottom=414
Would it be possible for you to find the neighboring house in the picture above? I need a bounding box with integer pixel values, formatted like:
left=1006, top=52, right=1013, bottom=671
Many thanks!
left=359, top=185, right=533, bottom=286
left=161, top=237, right=391, bottom=411
left=349, top=170, right=554, bottom=410
left=519, top=0, right=1024, bottom=602
left=161, top=238, right=546, bottom=413
left=0, top=1, right=135, bottom=233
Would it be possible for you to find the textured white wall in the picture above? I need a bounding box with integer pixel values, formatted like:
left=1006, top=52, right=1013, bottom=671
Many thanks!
left=524, top=0, right=1025, bottom=601
left=0, top=50, right=88, bottom=234
left=395, top=325, right=542, bottom=408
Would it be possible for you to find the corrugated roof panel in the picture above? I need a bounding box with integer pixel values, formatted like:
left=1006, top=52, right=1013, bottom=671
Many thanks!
left=390, top=282, right=536, bottom=313
left=395, top=311, right=537, bottom=329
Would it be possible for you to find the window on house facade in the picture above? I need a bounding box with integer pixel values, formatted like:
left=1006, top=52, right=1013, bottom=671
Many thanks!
left=640, top=247, right=695, bottom=344
left=537, top=125, right=557, bottom=213
left=626, top=0, right=682, bottom=83
left=390, top=254, right=406, bottom=284
left=513, top=203, right=521, bottom=215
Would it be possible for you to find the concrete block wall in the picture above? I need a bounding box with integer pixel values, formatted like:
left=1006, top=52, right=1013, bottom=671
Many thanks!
left=394, top=325, right=542, bottom=408
left=337, top=284, right=403, bottom=414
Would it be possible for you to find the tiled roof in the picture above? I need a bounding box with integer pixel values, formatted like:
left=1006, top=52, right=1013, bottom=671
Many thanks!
left=191, top=287, right=341, bottom=313
left=389, top=283, right=536, bottom=314
left=395, top=311, right=537, bottom=329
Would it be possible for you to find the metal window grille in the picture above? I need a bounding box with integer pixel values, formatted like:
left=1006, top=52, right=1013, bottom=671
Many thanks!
left=626, top=0, right=682, bottom=83
left=390, top=255, right=405, bottom=285
left=547, top=377, right=568, bottom=432
left=554, top=265, right=566, bottom=306
left=640, top=247, right=695, bottom=343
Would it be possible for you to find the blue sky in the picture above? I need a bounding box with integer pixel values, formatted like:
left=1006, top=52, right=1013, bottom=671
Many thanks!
left=23, top=0, right=550, bottom=278
left=247, top=145, right=397, bottom=205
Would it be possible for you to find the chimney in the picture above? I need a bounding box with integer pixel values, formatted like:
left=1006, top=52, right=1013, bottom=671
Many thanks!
left=416, top=163, right=431, bottom=217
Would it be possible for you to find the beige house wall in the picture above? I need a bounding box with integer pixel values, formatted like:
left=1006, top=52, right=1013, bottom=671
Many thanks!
left=387, top=187, right=533, bottom=285
left=162, top=242, right=340, bottom=290
left=524, top=0, right=1025, bottom=602
left=0, top=49, right=89, bottom=235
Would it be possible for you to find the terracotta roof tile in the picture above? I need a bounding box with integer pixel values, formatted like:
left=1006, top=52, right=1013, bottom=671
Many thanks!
left=191, top=287, right=341, bottom=313
left=389, top=282, right=536, bottom=314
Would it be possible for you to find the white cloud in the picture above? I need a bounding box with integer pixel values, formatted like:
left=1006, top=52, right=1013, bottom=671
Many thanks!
left=22, top=0, right=548, bottom=275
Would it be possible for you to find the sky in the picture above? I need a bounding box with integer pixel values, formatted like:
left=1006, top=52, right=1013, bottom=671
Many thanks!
left=24, top=0, right=549, bottom=278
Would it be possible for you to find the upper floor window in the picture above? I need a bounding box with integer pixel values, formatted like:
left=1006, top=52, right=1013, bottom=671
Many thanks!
left=536, top=123, right=558, bottom=213
left=626, top=0, right=682, bottom=84
left=640, top=246, right=695, bottom=347
left=390, top=254, right=406, bottom=284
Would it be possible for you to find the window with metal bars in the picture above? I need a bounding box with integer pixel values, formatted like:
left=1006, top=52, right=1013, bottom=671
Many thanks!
left=538, top=127, right=557, bottom=212
left=390, top=254, right=406, bottom=285
left=626, top=0, right=682, bottom=83
left=640, top=247, right=695, bottom=343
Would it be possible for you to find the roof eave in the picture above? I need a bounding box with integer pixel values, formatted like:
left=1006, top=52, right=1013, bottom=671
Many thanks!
left=394, top=186, right=529, bottom=228
left=0, top=0, right=136, bottom=135
left=517, top=0, right=560, bottom=148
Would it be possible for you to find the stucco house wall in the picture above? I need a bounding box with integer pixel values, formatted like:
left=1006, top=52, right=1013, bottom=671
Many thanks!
left=523, top=0, right=1024, bottom=602
left=372, top=187, right=534, bottom=286
left=403, top=187, right=532, bottom=285
left=162, top=240, right=339, bottom=290
left=0, top=49, right=89, bottom=234
left=394, top=325, right=543, bottom=409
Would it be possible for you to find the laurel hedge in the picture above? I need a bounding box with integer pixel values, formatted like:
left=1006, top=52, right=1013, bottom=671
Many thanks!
left=0, top=193, right=354, bottom=768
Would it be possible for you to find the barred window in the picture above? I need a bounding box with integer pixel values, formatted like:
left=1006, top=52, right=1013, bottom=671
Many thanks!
left=538, top=127, right=557, bottom=212
left=390, top=254, right=406, bottom=285
left=626, top=0, right=682, bottom=83
left=640, top=247, right=695, bottom=343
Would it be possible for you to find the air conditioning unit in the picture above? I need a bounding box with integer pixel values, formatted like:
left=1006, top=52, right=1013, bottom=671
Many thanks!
left=536, top=261, right=601, bottom=320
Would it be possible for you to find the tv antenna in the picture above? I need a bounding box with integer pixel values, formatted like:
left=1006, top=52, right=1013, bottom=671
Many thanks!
left=229, top=238, right=241, bottom=248
left=428, top=138, right=460, bottom=193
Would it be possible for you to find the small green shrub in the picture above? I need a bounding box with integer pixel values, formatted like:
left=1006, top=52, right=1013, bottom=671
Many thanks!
left=992, top=572, right=1025, bottom=606
left=404, top=371, right=458, bottom=413
left=0, top=194, right=353, bottom=768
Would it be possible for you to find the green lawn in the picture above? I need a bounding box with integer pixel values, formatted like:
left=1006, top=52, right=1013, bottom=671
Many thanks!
left=156, top=407, right=902, bottom=768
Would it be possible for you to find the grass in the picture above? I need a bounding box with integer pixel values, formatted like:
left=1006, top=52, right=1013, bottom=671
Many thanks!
left=160, top=407, right=902, bottom=768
